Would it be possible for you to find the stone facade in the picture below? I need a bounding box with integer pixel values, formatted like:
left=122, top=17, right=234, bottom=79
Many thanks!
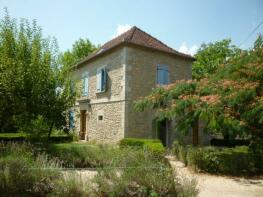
left=73, top=44, right=198, bottom=145
left=124, top=45, right=192, bottom=142
left=73, top=46, right=126, bottom=143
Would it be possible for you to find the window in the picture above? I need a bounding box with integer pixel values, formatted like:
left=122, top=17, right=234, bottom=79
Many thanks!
left=97, top=67, right=107, bottom=92
left=157, top=65, right=169, bottom=85
left=82, top=72, right=89, bottom=96
left=98, top=115, right=103, bottom=120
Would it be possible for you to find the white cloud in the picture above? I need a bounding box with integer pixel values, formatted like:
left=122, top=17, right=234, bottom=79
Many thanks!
left=178, top=42, right=198, bottom=56
left=113, top=24, right=132, bottom=38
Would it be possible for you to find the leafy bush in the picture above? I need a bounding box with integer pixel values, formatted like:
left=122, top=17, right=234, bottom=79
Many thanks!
left=210, top=138, right=250, bottom=147
left=120, top=138, right=165, bottom=156
left=173, top=140, right=262, bottom=175
left=0, top=142, right=61, bottom=196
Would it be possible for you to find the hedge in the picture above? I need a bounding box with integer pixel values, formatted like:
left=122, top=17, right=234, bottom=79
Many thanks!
left=210, top=138, right=250, bottom=147
left=0, top=133, right=73, bottom=143
left=173, top=140, right=263, bottom=176
left=120, top=138, right=165, bottom=156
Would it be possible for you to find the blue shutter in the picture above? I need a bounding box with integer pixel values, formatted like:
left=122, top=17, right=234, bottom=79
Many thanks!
left=69, top=110, right=74, bottom=129
left=102, top=68, right=107, bottom=91
left=97, top=68, right=107, bottom=92
left=157, top=66, right=162, bottom=84
left=82, top=77, right=86, bottom=95
left=82, top=72, right=88, bottom=96
left=97, top=69, right=102, bottom=92
left=157, top=65, right=169, bottom=85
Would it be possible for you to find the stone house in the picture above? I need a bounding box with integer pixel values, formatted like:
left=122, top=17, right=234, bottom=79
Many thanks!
left=71, top=26, right=202, bottom=146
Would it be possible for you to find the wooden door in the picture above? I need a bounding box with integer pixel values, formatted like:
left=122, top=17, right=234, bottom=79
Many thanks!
left=80, top=110, right=86, bottom=140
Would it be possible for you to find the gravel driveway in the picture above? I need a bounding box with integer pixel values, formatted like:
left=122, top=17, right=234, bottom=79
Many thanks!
left=167, top=156, right=263, bottom=197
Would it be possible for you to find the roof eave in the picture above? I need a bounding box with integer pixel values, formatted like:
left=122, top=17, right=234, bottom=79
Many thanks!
left=74, top=41, right=195, bottom=69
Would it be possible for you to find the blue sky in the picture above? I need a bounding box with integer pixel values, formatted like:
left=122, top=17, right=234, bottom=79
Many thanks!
left=0, top=0, right=262, bottom=54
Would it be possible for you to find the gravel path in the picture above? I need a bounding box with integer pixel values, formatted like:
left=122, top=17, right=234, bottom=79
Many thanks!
left=167, top=156, right=263, bottom=197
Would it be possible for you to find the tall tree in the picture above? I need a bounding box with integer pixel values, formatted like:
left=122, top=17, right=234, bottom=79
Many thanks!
left=60, top=38, right=97, bottom=70
left=192, top=39, right=240, bottom=80
left=0, top=9, right=76, bottom=140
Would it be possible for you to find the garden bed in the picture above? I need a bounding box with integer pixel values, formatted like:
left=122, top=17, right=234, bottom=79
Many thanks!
left=0, top=142, right=198, bottom=196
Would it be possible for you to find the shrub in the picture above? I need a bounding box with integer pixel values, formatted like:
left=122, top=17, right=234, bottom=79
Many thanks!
left=120, top=138, right=165, bottom=156
left=172, top=141, right=262, bottom=175
left=0, top=142, right=61, bottom=196
left=210, top=138, right=250, bottom=147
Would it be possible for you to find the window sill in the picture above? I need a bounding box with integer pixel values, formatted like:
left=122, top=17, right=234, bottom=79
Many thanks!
left=96, top=90, right=106, bottom=94
left=77, top=97, right=90, bottom=103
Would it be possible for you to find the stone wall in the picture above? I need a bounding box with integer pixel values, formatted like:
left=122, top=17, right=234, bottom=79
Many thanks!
left=87, top=101, right=124, bottom=143
left=72, top=46, right=126, bottom=142
left=124, top=45, right=192, bottom=139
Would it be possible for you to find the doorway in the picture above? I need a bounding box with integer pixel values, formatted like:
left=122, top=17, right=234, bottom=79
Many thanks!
left=80, top=110, right=86, bottom=140
left=153, top=118, right=169, bottom=147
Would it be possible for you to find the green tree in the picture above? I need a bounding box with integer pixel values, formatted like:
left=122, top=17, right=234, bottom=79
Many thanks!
left=193, top=39, right=240, bottom=80
left=0, top=9, right=76, bottom=141
left=60, top=38, right=97, bottom=70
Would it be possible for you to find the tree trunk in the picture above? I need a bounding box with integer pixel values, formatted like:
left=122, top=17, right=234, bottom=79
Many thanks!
left=192, top=119, right=199, bottom=146
left=47, top=122, right=54, bottom=143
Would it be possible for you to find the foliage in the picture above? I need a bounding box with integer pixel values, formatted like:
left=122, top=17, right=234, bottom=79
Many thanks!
left=172, top=141, right=263, bottom=175
left=0, top=142, right=198, bottom=196
left=0, top=142, right=61, bottom=196
left=47, top=142, right=163, bottom=168
left=51, top=173, right=91, bottom=197
left=210, top=138, right=249, bottom=147
left=0, top=132, right=73, bottom=143
left=47, top=142, right=197, bottom=196
left=135, top=35, right=263, bottom=143
left=60, top=38, right=97, bottom=71
left=0, top=9, right=76, bottom=139
left=192, top=39, right=240, bottom=80
left=120, top=138, right=165, bottom=156
left=0, top=132, right=26, bottom=142
left=93, top=147, right=197, bottom=197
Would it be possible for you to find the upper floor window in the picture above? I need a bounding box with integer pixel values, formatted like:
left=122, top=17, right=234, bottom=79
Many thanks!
left=97, top=67, right=107, bottom=92
left=157, top=65, right=169, bottom=85
left=82, top=72, right=89, bottom=96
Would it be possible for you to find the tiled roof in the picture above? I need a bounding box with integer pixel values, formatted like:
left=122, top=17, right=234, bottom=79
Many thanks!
left=75, top=26, right=195, bottom=68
